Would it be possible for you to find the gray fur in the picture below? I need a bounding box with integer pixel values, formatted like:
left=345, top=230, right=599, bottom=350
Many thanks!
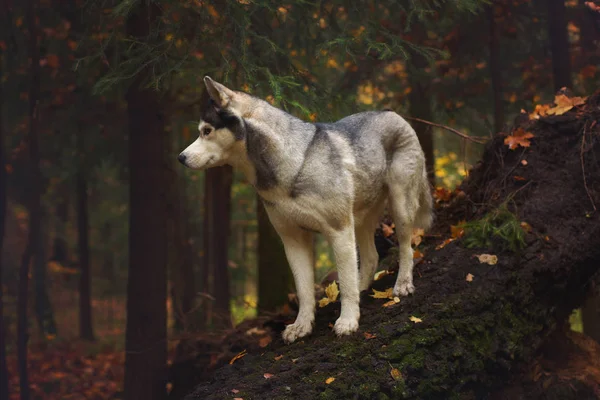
left=178, top=77, right=433, bottom=343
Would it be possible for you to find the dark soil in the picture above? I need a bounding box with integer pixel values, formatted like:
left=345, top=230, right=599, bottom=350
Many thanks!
left=171, top=90, right=600, bottom=400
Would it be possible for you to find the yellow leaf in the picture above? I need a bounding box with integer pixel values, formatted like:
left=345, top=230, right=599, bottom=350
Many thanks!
left=318, top=297, right=331, bottom=308
left=318, top=281, right=339, bottom=308
left=390, top=368, right=402, bottom=381
left=374, top=270, right=390, bottom=281
left=370, top=288, right=393, bottom=299
left=325, top=281, right=339, bottom=301
left=325, top=377, right=335, bottom=384
left=466, top=273, right=474, bottom=282
left=546, top=94, right=586, bottom=116
left=409, top=316, right=423, bottom=323
left=274, top=355, right=283, bottom=361
left=476, top=254, right=498, bottom=265
left=529, top=104, right=550, bottom=120
left=382, top=297, right=400, bottom=308
left=520, top=221, right=532, bottom=233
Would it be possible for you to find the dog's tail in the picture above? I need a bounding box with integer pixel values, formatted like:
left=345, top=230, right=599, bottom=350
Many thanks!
left=414, top=170, right=434, bottom=231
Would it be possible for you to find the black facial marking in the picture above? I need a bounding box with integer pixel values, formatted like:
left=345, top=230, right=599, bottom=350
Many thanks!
left=245, top=122, right=278, bottom=190
left=199, top=95, right=245, bottom=140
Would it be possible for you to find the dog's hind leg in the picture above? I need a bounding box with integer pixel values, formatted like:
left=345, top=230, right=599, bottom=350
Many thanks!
left=388, top=184, right=420, bottom=297
left=357, top=225, right=379, bottom=292
left=327, top=224, right=361, bottom=336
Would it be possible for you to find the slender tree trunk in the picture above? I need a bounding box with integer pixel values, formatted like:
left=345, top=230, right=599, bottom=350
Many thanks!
left=203, top=166, right=233, bottom=329
left=547, top=0, right=573, bottom=90
left=488, top=3, right=504, bottom=134
left=123, top=3, right=168, bottom=399
left=50, top=191, right=69, bottom=264
left=407, top=26, right=435, bottom=185
left=18, top=1, right=43, bottom=398
left=0, top=35, right=10, bottom=400
left=32, top=215, right=57, bottom=338
left=257, top=198, right=292, bottom=312
left=170, top=170, right=197, bottom=332
left=76, top=165, right=94, bottom=340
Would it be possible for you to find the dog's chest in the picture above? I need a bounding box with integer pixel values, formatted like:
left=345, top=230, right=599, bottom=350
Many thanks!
left=261, top=192, right=331, bottom=233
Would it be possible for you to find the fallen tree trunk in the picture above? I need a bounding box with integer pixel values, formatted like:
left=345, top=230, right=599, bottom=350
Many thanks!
left=176, top=91, right=600, bottom=400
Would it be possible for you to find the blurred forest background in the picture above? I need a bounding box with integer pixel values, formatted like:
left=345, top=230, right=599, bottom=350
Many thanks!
left=0, top=0, right=598, bottom=399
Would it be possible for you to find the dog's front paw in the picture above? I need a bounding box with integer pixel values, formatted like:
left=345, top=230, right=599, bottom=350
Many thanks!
left=393, top=280, right=415, bottom=297
left=333, top=317, right=359, bottom=337
left=282, top=319, right=313, bottom=344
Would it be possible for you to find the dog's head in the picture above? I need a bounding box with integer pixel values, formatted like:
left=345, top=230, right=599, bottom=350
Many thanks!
left=178, top=77, right=252, bottom=170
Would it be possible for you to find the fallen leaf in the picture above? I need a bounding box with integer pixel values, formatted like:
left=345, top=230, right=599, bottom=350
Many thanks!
left=325, top=377, right=335, bottom=384
left=451, top=224, right=465, bottom=239
left=390, top=368, right=402, bottom=381
left=318, top=281, right=340, bottom=308
left=245, top=327, right=266, bottom=336
left=505, top=128, right=535, bottom=150
left=263, top=373, right=274, bottom=379
left=521, top=159, right=528, bottom=166
left=529, top=104, right=551, bottom=120
left=409, top=316, right=423, bottom=323
left=477, top=254, right=498, bottom=265
left=234, top=398, right=243, bottom=400
left=586, top=1, right=600, bottom=12
left=520, top=221, right=532, bottom=232
left=229, top=350, right=247, bottom=365
left=514, top=176, right=527, bottom=181
left=274, top=355, right=283, bottom=361
left=381, top=223, right=395, bottom=237
left=382, top=297, right=400, bottom=308
left=370, top=288, right=393, bottom=299
left=433, top=187, right=452, bottom=202
left=411, top=228, right=424, bottom=246
left=364, top=332, right=377, bottom=340
left=413, top=249, right=424, bottom=259
left=374, top=270, right=391, bottom=281
left=292, top=358, right=298, bottom=363
left=546, top=94, right=586, bottom=116
left=436, top=238, right=454, bottom=250
left=466, top=273, right=474, bottom=282
left=258, top=336, right=272, bottom=348
left=231, top=389, right=240, bottom=394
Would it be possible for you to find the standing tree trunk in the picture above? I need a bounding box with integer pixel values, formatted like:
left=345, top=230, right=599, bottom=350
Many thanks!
left=76, top=134, right=94, bottom=340
left=203, top=166, right=233, bottom=329
left=123, top=3, right=168, bottom=400
left=170, top=168, right=198, bottom=332
left=488, top=3, right=505, bottom=134
left=547, top=0, right=573, bottom=90
left=0, top=35, right=9, bottom=400
left=32, top=214, right=57, bottom=338
left=50, top=190, right=69, bottom=264
left=18, top=1, right=43, bottom=398
left=407, top=26, right=435, bottom=184
left=257, top=198, right=292, bottom=312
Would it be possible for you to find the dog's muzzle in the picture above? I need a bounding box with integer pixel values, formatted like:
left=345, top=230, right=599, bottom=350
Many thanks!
left=177, top=153, right=187, bottom=165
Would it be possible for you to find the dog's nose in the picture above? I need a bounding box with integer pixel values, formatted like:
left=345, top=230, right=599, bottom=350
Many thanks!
left=177, top=153, right=187, bottom=165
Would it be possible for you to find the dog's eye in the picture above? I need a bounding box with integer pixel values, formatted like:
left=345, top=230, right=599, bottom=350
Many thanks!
left=202, top=127, right=213, bottom=136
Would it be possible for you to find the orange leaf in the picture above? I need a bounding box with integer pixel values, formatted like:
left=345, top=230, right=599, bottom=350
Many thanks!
left=263, top=373, right=274, bottom=379
left=413, top=249, right=424, bottom=259
left=258, top=336, right=272, bottom=348
left=325, top=377, right=335, bottom=384
left=450, top=223, right=465, bottom=239
left=381, top=223, right=395, bottom=237
left=546, top=94, right=586, bottom=115
left=504, top=128, right=534, bottom=150
left=364, top=332, right=377, bottom=340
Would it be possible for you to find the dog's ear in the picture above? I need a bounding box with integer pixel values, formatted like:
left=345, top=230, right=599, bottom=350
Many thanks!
left=204, top=76, right=235, bottom=109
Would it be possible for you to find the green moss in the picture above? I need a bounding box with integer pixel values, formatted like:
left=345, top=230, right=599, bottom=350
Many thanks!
left=460, top=203, right=526, bottom=252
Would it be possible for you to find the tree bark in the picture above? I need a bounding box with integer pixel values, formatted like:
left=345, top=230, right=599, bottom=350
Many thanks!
left=203, top=166, right=233, bottom=329
left=50, top=190, right=69, bottom=264
left=32, top=214, right=57, bottom=338
left=123, top=3, right=168, bottom=400
left=170, top=171, right=198, bottom=332
left=488, top=3, right=505, bottom=134
left=257, top=197, right=293, bottom=312
left=76, top=164, right=94, bottom=341
left=18, top=1, right=43, bottom=398
left=0, top=30, right=9, bottom=400
left=181, top=93, right=600, bottom=400
left=547, top=0, right=573, bottom=90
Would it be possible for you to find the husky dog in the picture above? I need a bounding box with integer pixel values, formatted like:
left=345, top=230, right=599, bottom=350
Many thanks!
left=179, top=77, right=432, bottom=343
